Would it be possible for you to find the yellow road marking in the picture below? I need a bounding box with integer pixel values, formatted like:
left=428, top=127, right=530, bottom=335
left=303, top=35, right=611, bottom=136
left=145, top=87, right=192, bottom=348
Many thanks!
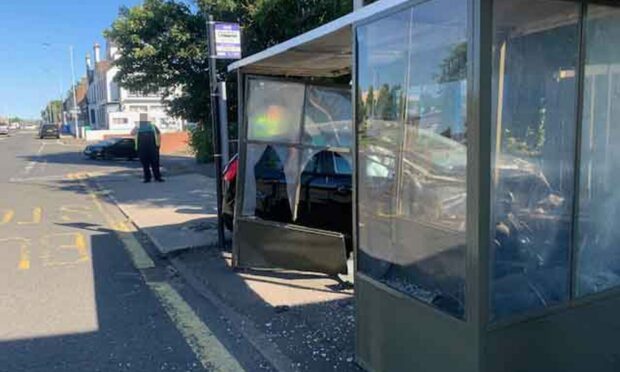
left=59, top=205, right=93, bottom=222
left=0, top=209, right=14, bottom=225
left=149, top=282, right=245, bottom=372
left=0, top=238, right=31, bottom=271
left=40, top=233, right=90, bottom=267
left=67, top=171, right=155, bottom=270
left=18, top=207, right=42, bottom=225
left=76, top=172, right=244, bottom=371
left=17, top=240, right=30, bottom=270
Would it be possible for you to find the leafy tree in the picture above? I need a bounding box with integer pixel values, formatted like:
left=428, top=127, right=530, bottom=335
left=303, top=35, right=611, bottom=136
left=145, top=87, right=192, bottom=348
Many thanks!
left=107, top=0, right=353, bottom=161
left=375, top=84, right=401, bottom=120
left=106, top=0, right=210, bottom=123
left=106, top=0, right=216, bottom=160
left=366, top=85, right=374, bottom=117
left=234, top=0, right=351, bottom=55
left=437, top=42, right=467, bottom=84
left=41, top=100, right=63, bottom=123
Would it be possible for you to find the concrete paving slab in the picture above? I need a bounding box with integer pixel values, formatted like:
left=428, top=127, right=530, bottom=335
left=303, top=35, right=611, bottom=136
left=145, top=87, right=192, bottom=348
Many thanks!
left=95, top=171, right=228, bottom=255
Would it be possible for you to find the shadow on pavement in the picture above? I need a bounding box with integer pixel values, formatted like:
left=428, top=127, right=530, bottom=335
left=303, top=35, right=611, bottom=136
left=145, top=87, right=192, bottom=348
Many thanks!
left=170, top=247, right=360, bottom=371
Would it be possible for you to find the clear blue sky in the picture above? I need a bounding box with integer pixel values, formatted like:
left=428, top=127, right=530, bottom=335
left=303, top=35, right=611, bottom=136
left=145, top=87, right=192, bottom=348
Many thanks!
left=0, top=0, right=143, bottom=119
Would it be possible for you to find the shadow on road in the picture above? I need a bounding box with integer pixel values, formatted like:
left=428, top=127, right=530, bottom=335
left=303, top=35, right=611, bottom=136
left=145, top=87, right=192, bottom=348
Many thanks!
left=19, top=150, right=215, bottom=177
left=0, top=232, right=206, bottom=371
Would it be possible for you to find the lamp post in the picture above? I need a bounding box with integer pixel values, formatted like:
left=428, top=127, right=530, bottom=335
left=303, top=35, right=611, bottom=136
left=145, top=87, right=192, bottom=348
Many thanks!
left=42, top=42, right=80, bottom=137
left=69, top=45, right=79, bottom=138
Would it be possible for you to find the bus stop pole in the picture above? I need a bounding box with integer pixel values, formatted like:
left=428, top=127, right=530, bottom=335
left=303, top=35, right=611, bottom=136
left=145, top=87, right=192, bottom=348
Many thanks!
left=207, top=14, right=226, bottom=250
left=218, top=81, right=230, bottom=165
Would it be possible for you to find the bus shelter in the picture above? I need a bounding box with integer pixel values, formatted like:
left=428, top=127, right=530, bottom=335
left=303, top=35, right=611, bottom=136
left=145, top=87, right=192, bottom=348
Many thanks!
left=230, top=0, right=620, bottom=371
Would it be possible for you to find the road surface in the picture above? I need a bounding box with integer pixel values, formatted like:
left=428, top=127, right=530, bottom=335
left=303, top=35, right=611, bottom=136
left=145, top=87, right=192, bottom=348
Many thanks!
left=0, top=132, right=257, bottom=371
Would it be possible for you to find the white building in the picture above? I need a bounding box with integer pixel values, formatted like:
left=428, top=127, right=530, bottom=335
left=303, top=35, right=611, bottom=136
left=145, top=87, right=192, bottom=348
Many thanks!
left=86, top=40, right=184, bottom=132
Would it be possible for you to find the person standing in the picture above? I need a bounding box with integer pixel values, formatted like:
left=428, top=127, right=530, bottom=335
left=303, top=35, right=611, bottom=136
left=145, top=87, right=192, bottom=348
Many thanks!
left=134, top=114, right=163, bottom=183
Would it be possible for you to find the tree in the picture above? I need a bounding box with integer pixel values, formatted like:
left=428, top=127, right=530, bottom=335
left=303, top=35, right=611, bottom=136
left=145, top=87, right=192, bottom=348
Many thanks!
left=107, top=0, right=353, bottom=160
left=106, top=0, right=211, bottom=124
left=41, top=100, right=63, bottom=123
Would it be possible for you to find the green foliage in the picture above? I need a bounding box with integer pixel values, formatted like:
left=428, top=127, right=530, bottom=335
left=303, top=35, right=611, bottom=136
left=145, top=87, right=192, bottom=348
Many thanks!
left=106, top=0, right=210, bottom=124
left=107, top=0, right=353, bottom=159
left=231, top=0, right=352, bottom=55
left=375, top=84, right=401, bottom=120
left=438, top=42, right=468, bottom=83
left=188, top=124, right=214, bottom=163
left=41, top=100, right=63, bottom=123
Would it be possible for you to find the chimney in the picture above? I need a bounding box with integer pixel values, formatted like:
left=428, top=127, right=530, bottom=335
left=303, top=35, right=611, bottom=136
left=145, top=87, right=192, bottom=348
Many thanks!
left=85, top=53, right=92, bottom=71
left=94, top=43, right=101, bottom=63
left=107, top=38, right=119, bottom=60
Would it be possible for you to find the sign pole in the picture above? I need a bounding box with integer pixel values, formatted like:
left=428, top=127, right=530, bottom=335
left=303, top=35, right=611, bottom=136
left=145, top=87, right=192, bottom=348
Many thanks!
left=207, top=14, right=226, bottom=250
left=218, top=81, right=230, bottom=166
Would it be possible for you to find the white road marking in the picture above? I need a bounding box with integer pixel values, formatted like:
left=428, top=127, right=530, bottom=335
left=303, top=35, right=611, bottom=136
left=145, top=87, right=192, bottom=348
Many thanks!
left=9, top=174, right=74, bottom=183
left=23, top=142, right=46, bottom=176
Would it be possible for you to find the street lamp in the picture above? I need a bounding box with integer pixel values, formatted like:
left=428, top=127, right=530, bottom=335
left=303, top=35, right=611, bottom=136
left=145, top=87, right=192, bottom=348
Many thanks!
left=42, top=42, right=80, bottom=138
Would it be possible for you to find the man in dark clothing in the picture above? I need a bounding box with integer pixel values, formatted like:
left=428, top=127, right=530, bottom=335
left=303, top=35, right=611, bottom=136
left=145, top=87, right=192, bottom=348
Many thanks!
left=134, top=115, right=163, bottom=183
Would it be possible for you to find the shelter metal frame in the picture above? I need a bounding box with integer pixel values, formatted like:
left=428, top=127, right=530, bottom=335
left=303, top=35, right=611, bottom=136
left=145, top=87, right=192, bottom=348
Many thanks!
left=229, top=0, right=620, bottom=370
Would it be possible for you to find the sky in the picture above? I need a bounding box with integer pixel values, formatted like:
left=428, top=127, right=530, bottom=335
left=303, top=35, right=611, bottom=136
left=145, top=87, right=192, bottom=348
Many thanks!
left=0, top=0, right=143, bottom=119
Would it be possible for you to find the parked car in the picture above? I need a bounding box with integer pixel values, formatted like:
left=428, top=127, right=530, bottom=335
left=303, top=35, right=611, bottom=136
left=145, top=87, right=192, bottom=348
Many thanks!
left=84, top=138, right=137, bottom=160
left=222, top=154, right=238, bottom=231
left=0, top=123, right=9, bottom=135
left=39, top=123, right=60, bottom=139
left=222, top=147, right=353, bottom=253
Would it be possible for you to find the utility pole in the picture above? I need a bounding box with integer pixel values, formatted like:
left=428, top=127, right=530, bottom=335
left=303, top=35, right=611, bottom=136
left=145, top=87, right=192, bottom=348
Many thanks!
left=207, top=14, right=226, bottom=250
left=58, top=78, right=65, bottom=126
left=70, top=45, right=79, bottom=138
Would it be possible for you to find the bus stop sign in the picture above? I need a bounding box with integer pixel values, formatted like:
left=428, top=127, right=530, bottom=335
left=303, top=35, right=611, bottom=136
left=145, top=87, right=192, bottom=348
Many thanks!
left=214, top=22, right=241, bottom=59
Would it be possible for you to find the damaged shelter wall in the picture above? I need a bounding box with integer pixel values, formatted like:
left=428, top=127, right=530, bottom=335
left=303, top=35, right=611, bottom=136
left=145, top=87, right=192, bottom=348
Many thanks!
left=234, top=75, right=353, bottom=274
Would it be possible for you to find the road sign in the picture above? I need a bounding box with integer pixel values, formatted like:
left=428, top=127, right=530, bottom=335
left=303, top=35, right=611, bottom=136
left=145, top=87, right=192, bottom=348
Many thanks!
left=214, top=22, right=241, bottom=60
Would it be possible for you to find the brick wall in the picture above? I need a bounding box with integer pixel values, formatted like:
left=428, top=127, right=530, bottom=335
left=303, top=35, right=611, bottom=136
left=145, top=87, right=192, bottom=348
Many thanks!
left=159, top=131, right=190, bottom=154
left=100, top=131, right=189, bottom=155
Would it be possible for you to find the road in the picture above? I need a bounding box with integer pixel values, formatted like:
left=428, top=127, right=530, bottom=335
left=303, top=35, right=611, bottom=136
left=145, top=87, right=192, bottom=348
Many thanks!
left=0, top=132, right=251, bottom=371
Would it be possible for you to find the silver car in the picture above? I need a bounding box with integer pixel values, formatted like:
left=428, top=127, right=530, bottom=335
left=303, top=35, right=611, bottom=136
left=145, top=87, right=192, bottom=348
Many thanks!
left=0, top=123, right=9, bottom=135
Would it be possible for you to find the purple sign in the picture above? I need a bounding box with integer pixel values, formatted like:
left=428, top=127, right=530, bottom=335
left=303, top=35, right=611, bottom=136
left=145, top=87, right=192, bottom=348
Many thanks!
left=214, top=22, right=242, bottom=59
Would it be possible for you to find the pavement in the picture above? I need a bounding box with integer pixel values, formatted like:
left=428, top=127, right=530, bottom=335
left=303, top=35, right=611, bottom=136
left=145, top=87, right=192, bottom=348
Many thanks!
left=59, top=135, right=220, bottom=255
left=95, top=170, right=225, bottom=255
left=1, top=131, right=359, bottom=371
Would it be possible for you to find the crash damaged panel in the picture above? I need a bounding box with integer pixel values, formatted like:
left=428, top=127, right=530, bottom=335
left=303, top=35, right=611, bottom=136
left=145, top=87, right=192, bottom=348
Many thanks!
left=236, top=218, right=348, bottom=275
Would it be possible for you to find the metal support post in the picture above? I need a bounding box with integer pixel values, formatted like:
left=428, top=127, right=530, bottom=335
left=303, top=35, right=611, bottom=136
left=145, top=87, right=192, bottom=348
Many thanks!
left=207, top=14, right=226, bottom=250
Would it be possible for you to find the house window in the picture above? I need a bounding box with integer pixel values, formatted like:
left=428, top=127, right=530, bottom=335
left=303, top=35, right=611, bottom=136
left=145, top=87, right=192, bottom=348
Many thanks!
left=128, top=106, right=148, bottom=113
left=112, top=118, right=129, bottom=125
